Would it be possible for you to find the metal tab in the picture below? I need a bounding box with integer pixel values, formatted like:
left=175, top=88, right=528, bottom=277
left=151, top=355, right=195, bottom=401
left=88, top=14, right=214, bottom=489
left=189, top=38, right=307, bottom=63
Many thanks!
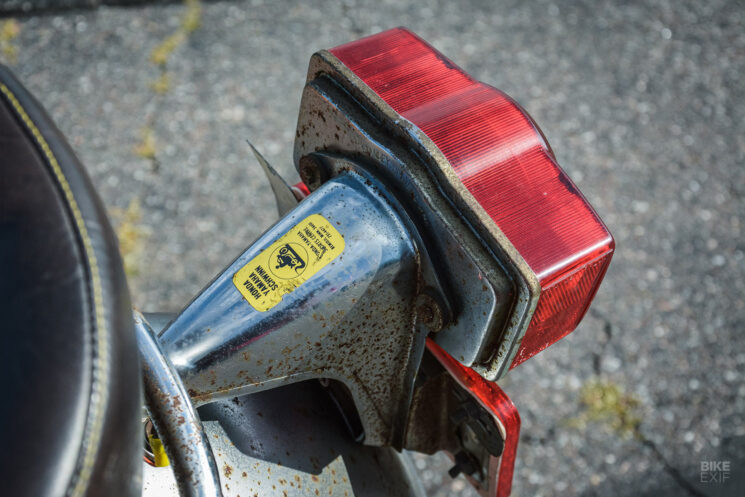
left=247, top=141, right=300, bottom=216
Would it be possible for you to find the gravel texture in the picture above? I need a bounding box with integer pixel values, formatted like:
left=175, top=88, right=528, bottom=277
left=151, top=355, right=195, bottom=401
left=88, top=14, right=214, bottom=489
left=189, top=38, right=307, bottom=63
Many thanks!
left=3, top=1, right=744, bottom=496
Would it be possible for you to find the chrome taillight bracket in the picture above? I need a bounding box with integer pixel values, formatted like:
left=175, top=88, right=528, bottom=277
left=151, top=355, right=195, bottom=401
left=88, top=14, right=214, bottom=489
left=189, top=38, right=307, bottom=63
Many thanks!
left=157, top=170, right=433, bottom=448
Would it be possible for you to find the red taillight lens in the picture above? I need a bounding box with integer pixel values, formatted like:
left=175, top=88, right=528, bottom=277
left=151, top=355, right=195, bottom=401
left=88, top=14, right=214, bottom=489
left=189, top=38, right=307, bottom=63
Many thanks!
left=331, top=28, right=614, bottom=367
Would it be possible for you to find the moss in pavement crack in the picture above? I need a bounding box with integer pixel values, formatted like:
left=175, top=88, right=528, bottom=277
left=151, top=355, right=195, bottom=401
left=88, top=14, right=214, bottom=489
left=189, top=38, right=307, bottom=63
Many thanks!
left=0, top=20, right=20, bottom=64
left=135, top=0, right=202, bottom=160
left=568, top=378, right=707, bottom=496
left=567, top=378, right=642, bottom=438
left=110, top=198, right=149, bottom=278
left=134, top=125, right=157, bottom=160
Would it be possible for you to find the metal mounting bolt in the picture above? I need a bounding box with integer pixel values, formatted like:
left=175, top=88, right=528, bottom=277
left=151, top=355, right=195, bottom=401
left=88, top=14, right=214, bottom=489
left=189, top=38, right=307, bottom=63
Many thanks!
left=298, top=154, right=325, bottom=191
left=416, top=292, right=445, bottom=332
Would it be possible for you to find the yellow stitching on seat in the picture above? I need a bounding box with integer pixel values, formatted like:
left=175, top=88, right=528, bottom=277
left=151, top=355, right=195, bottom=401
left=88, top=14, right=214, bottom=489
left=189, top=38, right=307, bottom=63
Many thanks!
left=0, top=82, right=110, bottom=497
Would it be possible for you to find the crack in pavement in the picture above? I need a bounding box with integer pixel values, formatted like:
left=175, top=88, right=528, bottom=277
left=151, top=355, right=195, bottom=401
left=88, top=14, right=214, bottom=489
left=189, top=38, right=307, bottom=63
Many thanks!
left=586, top=308, right=709, bottom=497
left=589, top=308, right=614, bottom=375
left=640, top=436, right=709, bottom=497
left=520, top=426, right=556, bottom=446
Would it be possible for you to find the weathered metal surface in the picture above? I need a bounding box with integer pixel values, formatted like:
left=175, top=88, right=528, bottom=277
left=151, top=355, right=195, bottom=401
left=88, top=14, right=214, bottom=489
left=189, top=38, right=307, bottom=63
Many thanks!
left=142, top=463, right=178, bottom=496
left=292, top=58, right=536, bottom=380
left=295, top=102, right=507, bottom=368
left=299, top=152, right=454, bottom=328
left=142, top=381, right=426, bottom=497
left=403, top=344, right=505, bottom=492
left=157, top=171, right=429, bottom=448
left=425, top=339, right=521, bottom=497
left=135, top=311, right=223, bottom=497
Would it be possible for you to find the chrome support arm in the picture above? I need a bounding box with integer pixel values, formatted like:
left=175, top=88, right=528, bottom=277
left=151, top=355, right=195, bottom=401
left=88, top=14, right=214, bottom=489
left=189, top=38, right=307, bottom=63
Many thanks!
left=157, top=171, right=431, bottom=448
left=134, top=311, right=223, bottom=497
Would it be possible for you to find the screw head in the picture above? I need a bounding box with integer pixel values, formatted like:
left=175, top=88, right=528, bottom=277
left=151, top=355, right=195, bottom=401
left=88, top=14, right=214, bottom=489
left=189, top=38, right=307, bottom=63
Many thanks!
left=298, top=155, right=324, bottom=191
left=416, top=292, right=445, bottom=332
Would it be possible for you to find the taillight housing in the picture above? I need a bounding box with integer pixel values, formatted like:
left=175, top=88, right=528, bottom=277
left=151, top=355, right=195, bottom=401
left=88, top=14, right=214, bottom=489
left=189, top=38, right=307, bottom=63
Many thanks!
left=295, top=28, right=614, bottom=378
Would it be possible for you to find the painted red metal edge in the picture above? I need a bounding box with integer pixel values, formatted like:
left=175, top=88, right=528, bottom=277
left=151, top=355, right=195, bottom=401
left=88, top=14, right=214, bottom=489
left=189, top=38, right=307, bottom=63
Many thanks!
left=292, top=181, right=311, bottom=199
left=427, top=338, right=520, bottom=497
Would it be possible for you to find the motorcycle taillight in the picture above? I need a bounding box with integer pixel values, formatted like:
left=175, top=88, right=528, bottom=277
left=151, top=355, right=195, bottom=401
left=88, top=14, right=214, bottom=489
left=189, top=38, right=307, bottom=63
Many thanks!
left=329, top=28, right=614, bottom=369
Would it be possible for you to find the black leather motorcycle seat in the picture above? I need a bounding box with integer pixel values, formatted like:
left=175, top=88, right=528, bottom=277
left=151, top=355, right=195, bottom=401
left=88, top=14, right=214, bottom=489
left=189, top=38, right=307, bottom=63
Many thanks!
left=0, top=65, right=141, bottom=497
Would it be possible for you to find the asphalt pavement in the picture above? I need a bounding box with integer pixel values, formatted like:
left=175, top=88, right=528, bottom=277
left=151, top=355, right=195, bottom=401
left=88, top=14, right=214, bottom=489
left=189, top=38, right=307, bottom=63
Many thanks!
left=2, top=1, right=744, bottom=496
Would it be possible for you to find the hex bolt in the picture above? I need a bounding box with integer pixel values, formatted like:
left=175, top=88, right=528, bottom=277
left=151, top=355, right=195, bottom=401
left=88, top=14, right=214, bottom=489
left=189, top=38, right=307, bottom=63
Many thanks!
left=298, top=154, right=325, bottom=191
left=416, top=292, right=445, bottom=332
left=448, top=450, right=479, bottom=478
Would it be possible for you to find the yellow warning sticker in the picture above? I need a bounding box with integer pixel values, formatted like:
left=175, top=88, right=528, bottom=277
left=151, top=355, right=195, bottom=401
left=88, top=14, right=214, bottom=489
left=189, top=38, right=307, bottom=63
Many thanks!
left=232, top=214, right=345, bottom=312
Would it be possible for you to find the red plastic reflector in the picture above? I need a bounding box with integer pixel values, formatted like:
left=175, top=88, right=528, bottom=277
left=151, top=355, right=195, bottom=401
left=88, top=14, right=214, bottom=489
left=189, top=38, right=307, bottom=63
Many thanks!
left=427, top=338, right=520, bottom=497
left=331, top=28, right=614, bottom=367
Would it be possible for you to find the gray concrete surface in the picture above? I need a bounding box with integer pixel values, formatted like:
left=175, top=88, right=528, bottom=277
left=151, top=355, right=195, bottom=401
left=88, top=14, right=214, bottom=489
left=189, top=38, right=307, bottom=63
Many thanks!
left=3, top=0, right=744, bottom=495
